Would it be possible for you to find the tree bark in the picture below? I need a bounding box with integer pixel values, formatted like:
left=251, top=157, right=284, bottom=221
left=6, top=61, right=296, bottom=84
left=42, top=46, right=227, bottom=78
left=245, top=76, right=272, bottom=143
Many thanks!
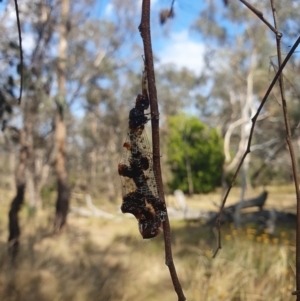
left=8, top=145, right=16, bottom=192
left=8, top=130, right=27, bottom=259
left=26, top=97, right=39, bottom=211
left=54, top=0, right=70, bottom=232
left=8, top=90, right=38, bottom=258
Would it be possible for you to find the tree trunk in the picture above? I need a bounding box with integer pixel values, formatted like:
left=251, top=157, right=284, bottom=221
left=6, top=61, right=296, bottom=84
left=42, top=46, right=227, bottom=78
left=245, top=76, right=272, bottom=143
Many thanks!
left=8, top=131, right=27, bottom=259
left=185, top=153, right=194, bottom=196
left=35, top=153, right=50, bottom=208
left=54, top=115, right=70, bottom=232
left=8, top=90, right=37, bottom=258
left=25, top=94, right=40, bottom=211
left=8, top=147, right=16, bottom=192
left=54, top=0, right=70, bottom=232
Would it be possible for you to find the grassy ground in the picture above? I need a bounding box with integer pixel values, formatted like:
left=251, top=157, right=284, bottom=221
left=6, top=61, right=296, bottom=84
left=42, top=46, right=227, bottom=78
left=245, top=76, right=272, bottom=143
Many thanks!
left=0, top=187, right=297, bottom=301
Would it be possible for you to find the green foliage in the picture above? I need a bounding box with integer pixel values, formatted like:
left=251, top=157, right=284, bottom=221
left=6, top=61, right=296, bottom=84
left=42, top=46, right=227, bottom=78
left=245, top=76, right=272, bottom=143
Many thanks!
left=167, top=114, right=224, bottom=193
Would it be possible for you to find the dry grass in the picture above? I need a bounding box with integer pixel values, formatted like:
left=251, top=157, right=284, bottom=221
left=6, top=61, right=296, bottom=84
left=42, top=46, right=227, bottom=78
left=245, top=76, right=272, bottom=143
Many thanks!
left=0, top=187, right=297, bottom=301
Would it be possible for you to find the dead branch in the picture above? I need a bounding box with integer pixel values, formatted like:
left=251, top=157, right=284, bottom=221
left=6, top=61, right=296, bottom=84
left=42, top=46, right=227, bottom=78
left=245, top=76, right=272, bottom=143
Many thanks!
left=159, top=0, right=175, bottom=25
left=138, top=1, right=185, bottom=300
left=69, top=194, right=114, bottom=219
left=227, top=190, right=267, bottom=211
left=239, top=0, right=279, bottom=35
left=85, top=194, right=114, bottom=219
left=213, top=209, right=295, bottom=230
left=208, top=191, right=268, bottom=226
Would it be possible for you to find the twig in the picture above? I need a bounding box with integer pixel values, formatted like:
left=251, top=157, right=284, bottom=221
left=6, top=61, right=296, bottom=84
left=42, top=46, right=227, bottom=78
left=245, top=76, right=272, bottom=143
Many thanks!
left=14, top=0, right=23, bottom=105
left=159, top=0, right=175, bottom=25
left=270, top=0, right=300, bottom=298
left=270, top=59, right=300, bottom=101
left=170, top=0, right=175, bottom=14
left=213, top=35, right=300, bottom=258
left=138, top=1, right=186, bottom=300
left=239, top=0, right=279, bottom=35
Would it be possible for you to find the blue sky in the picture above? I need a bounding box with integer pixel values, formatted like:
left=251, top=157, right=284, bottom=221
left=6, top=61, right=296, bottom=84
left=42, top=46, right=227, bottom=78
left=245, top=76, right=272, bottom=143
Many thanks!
left=97, top=0, right=206, bottom=75
left=0, top=0, right=211, bottom=119
left=2, top=0, right=299, bottom=76
left=0, top=0, right=206, bottom=75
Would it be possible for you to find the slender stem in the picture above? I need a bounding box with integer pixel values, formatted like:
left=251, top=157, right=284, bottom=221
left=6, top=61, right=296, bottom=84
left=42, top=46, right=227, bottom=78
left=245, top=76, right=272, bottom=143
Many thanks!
left=138, top=1, right=185, bottom=300
left=14, top=0, right=23, bottom=105
left=239, top=0, right=280, bottom=35
left=170, top=0, right=175, bottom=15
left=270, top=1, right=300, bottom=298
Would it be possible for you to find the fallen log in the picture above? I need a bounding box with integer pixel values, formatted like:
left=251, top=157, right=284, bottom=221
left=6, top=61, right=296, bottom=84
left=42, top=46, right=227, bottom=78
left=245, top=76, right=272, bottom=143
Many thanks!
left=241, top=210, right=296, bottom=227
left=226, top=190, right=268, bottom=212
left=212, top=209, right=296, bottom=233
left=69, top=194, right=114, bottom=219
left=206, top=190, right=268, bottom=225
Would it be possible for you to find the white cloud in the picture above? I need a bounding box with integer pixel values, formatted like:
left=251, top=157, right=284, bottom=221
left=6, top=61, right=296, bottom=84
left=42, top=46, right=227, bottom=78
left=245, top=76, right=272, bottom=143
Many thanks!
left=104, top=3, right=114, bottom=16
left=22, top=32, right=36, bottom=54
left=104, top=0, right=158, bottom=17
left=138, top=0, right=159, bottom=8
left=157, top=31, right=205, bottom=75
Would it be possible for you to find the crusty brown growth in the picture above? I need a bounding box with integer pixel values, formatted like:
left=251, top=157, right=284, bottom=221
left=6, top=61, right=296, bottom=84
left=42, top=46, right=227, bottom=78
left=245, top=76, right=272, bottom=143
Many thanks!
left=123, top=142, right=131, bottom=151
left=118, top=68, right=166, bottom=239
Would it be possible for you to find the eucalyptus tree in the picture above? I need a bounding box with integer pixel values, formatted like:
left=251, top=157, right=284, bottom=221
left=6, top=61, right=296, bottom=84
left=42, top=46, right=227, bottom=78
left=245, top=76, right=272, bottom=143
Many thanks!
left=0, top=0, right=60, bottom=254
left=192, top=1, right=300, bottom=194
left=0, top=0, right=100, bottom=239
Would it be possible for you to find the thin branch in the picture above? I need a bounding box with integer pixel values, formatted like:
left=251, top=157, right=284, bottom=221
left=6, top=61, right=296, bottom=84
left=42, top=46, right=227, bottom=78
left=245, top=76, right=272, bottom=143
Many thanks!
left=270, top=0, right=300, bottom=298
left=159, top=0, right=175, bottom=25
left=270, top=59, right=300, bottom=100
left=138, top=1, right=185, bottom=300
left=14, top=0, right=23, bottom=105
left=170, top=0, right=175, bottom=15
left=239, top=0, right=280, bottom=36
left=213, top=35, right=300, bottom=258
left=68, top=51, right=105, bottom=107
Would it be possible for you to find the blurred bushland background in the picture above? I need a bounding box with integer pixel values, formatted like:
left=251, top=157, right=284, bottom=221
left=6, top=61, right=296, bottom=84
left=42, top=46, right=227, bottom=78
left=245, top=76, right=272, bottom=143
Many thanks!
left=0, top=0, right=299, bottom=300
